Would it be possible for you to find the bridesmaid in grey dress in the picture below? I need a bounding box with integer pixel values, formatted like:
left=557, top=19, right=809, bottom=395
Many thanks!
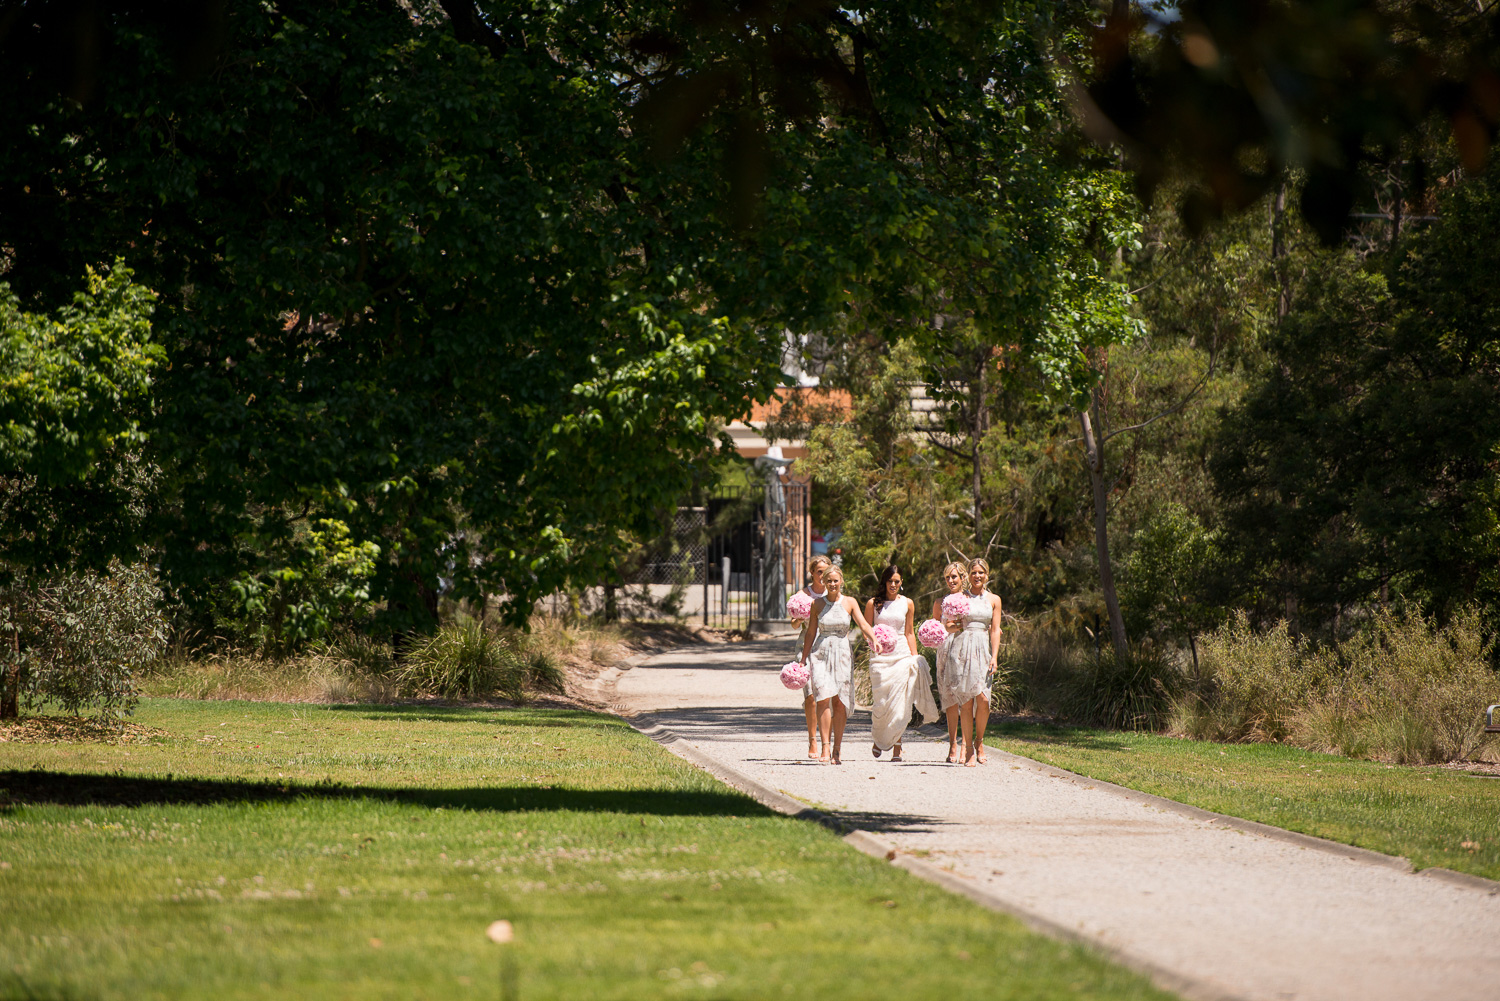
left=930, top=561, right=967, bottom=763
left=944, top=558, right=1003, bottom=767
left=798, top=566, right=875, bottom=765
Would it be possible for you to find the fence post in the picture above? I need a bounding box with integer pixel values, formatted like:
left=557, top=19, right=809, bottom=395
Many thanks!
left=702, top=555, right=708, bottom=626
left=720, top=557, right=730, bottom=616
left=754, top=554, right=763, bottom=628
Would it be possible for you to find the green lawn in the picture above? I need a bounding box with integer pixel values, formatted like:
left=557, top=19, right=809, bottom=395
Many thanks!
left=0, top=700, right=1171, bottom=1001
left=987, top=722, right=1500, bottom=881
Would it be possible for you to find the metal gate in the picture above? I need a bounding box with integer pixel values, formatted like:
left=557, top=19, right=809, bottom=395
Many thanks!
left=626, top=476, right=810, bottom=632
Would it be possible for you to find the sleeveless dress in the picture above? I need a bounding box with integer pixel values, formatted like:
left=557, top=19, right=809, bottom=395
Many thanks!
left=934, top=596, right=959, bottom=711
left=942, top=592, right=994, bottom=707
left=807, top=600, right=856, bottom=713
left=798, top=586, right=827, bottom=700
left=867, top=596, right=940, bottom=751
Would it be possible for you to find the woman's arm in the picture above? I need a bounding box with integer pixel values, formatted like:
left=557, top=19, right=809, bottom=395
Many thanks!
left=988, top=594, right=1003, bottom=667
left=847, top=597, right=876, bottom=645
left=904, top=599, right=918, bottom=655
left=801, top=599, right=823, bottom=663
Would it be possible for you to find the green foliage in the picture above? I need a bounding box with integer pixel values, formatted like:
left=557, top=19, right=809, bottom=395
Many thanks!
left=0, top=561, right=167, bottom=719
left=1121, top=504, right=1225, bottom=654
left=0, top=262, right=161, bottom=575
left=1212, top=161, right=1500, bottom=628
left=226, top=519, right=380, bottom=656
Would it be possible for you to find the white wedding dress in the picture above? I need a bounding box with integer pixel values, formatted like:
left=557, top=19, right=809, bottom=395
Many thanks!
left=867, top=596, right=939, bottom=751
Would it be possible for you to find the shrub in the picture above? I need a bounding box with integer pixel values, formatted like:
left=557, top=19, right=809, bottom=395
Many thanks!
left=1171, top=607, right=1500, bottom=763
left=0, top=561, right=167, bottom=720
left=1171, top=613, right=1318, bottom=742
left=1063, top=645, right=1183, bottom=731
left=394, top=620, right=564, bottom=702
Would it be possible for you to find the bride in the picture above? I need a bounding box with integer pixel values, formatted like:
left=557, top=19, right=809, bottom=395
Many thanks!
left=864, top=563, right=939, bottom=761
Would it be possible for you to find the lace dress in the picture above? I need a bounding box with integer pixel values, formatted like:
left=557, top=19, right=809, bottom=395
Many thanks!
left=807, top=600, right=856, bottom=713
left=942, top=592, right=994, bottom=707
left=868, top=596, right=939, bottom=751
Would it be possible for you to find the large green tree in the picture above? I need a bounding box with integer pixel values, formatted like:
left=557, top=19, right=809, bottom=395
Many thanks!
left=3, top=0, right=1139, bottom=632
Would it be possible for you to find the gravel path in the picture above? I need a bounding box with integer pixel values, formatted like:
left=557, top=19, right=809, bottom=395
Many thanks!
left=611, top=638, right=1500, bottom=1001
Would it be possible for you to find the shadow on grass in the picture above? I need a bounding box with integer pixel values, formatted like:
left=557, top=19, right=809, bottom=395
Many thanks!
left=0, top=770, right=773, bottom=818
left=320, top=704, right=625, bottom=730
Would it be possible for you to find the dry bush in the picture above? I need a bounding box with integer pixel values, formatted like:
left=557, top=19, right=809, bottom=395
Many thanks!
left=1170, top=608, right=1500, bottom=763
left=1170, top=613, right=1319, bottom=742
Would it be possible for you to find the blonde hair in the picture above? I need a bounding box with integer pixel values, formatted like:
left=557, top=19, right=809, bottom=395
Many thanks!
left=943, top=561, right=966, bottom=577
left=809, top=555, right=833, bottom=574
left=968, top=558, right=990, bottom=581
left=822, top=566, right=844, bottom=587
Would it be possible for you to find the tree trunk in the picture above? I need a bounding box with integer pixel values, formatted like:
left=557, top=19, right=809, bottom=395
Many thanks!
left=1080, top=395, right=1128, bottom=659
left=2, top=626, right=19, bottom=720
left=603, top=582, right=619, bottom=623
left=971, top=353, right=986, bottom=549
left=1272, top=175, right=1290, bottom=320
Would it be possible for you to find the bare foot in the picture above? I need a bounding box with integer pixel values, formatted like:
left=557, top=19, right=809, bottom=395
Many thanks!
left=946, top=745, right=959, bottom=764
left=975, top=745, right=987, bottom=765
left=832, top=747, right=843, bottom=765
left=819, top=750, right=830, bottom=764
left=892, top=743, right=903, bottom=762
left=808, top=744, right=820, bottom=759
left=964, top=747, right=978, bottom=768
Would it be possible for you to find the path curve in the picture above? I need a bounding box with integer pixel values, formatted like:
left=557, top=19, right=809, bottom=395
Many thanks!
left=611, top=637, right=1500, bottom=1001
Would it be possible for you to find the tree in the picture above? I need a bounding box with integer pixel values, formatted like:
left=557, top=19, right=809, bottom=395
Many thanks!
left=0, top=262, right=161, bottom=717
left=1211, top=156, right=1500, bottom=630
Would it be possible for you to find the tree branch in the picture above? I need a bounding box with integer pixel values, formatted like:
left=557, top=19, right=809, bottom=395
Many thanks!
left=438, top=0, right=508, bottom=59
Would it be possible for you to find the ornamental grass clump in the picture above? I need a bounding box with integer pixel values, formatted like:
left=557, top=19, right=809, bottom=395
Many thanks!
left=395, top=620, right=563, bottom=703
left=1063, top=645, right=1182, bottom=731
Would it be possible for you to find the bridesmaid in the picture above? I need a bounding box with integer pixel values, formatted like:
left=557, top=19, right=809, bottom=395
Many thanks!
left=865, top=563, right=939, bottom=761
left=946, top=558, right=1003, bottom=767
left=799, top=566, right=875, bottom=765
left=931, top=561, right=967, bottom=763
left=797, top=555, right=833, bottom=759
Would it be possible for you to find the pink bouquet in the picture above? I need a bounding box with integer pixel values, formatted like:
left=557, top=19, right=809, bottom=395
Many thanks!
left=917, top=618, right=948, bottom=649
left=942, top=592, right=971, bottom=620
left=779, top=661, right=810, bottom=690
left=785, top=592, right=814, bottom=622
left=871, top=624, right=899, bottom=655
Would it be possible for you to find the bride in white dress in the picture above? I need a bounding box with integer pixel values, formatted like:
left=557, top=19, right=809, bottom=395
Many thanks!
left=864, top=564, right=939, bottom=761
left=799, top=566, right=876, bottom=765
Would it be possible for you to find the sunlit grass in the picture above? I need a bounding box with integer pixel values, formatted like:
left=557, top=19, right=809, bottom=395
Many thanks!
left=0, top=700, right=1171, bottom=1001
left=989, top=722, right=1500, bottom=880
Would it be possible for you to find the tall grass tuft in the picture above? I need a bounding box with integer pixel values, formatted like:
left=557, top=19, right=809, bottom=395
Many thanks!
left=1063, top=645, right=1183, bottom=731
left=1170, top=614, right=1322, bottom=742
left=394, top=619, right=564, bottom=703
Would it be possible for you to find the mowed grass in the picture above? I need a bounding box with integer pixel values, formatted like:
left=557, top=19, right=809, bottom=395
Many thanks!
left=0, top=701, right=1172, bottom=1001
left=987, top=722, right=1500, bottom=880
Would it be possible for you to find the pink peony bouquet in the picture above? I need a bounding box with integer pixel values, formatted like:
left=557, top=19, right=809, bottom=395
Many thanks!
left=785, top=592, right=814, bottom=622
left=942, top=592, right=971, bottom=620
left=917, top=617, right=948, bottom=649
left=871, top=624, right=899, bottom=655
left=779, top=661, right=810, bottom=690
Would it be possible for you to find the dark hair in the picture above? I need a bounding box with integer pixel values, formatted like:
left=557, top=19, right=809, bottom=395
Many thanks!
left=873, top=563, right=903, bottom=611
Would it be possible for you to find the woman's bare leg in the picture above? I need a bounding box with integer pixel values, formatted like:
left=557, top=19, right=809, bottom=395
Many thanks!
left=831, top=699, right=848, bottom=764
left=804, top=693, right=820, bottom=757
left=815, top=698, right=833, bottom=763
left=966, top=702, right=978, bottom=774
left=891, top=740, right=903, bottom=762
left=945, top=706, right=960, bottom=762
left=959, top=700, right=976, bottom=766
left=974, top=694, right=990, bottom=764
